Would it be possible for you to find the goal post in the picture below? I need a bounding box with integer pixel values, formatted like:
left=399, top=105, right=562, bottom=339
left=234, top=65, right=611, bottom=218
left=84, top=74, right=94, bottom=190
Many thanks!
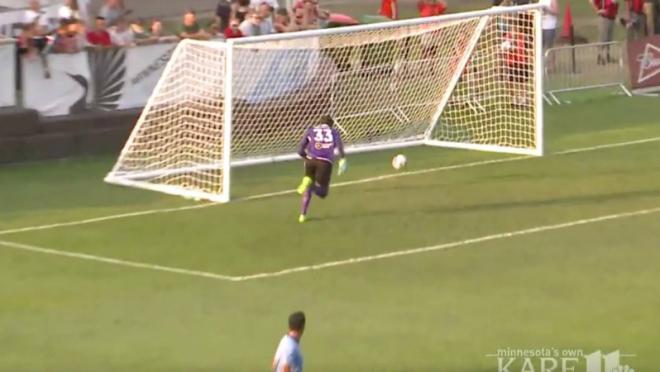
left=105, top=4, right=545, bottom=202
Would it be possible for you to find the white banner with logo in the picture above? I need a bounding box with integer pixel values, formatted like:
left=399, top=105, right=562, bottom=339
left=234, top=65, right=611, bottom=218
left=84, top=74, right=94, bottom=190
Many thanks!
left=627, top=35, right=660, bottom=93
left=22, top=51, right=92, bottom=116
left=0, top=39, right=15, bottom=107
left=89, top=42, right=177, bottom=111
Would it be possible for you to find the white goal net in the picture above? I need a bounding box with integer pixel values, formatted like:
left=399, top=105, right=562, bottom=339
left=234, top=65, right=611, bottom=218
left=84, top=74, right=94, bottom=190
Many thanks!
left=106, top=4, right=544, bottom=202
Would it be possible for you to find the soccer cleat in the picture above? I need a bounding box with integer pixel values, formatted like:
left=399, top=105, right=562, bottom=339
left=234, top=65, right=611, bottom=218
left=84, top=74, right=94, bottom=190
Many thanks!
left=296, top=176, right=313, bottom=195
left=337, top=158, right=348, bottom=176
left=298, top=214, right=307, bottom=223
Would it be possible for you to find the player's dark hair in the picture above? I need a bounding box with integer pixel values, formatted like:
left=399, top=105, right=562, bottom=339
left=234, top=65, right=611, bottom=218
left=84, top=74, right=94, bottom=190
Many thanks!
left=288, top=311, right=306, bottom=332
left=320, top=115, right=334, bottom=127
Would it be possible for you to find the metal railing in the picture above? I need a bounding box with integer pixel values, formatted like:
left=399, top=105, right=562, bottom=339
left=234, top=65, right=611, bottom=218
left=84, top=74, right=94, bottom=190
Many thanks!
left=544, top=41, right=632, bottom=104
left=0, top=38, right=642, bottom=112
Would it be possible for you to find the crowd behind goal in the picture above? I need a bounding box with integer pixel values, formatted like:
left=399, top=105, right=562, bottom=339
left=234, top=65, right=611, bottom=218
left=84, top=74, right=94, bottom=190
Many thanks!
left=6, top=0, right=660, bottom=51
left=2, top=0, right=658, bottom=67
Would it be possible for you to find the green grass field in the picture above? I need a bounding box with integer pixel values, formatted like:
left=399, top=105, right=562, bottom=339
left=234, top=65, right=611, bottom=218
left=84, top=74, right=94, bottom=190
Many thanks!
left=1, top=94, right=660, bottom=371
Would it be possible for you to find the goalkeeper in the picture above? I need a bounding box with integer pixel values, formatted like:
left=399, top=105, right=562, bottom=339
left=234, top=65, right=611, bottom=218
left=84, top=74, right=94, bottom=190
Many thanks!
left=296, top=115, right=346, bottom=223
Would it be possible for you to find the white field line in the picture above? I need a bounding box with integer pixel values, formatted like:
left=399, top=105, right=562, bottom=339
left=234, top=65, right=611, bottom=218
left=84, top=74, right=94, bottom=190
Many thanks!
left=1, top=206, right=659, bottom=282
left=0, top=240, right=236, bottom=281
left=1, top=135, right=659, bottom=237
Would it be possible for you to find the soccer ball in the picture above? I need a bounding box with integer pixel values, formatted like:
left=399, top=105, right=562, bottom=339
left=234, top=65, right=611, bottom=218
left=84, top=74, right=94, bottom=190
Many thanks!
left=392, top=154, right=407, bottom=170
left=500, top=40, right=513, bottom=51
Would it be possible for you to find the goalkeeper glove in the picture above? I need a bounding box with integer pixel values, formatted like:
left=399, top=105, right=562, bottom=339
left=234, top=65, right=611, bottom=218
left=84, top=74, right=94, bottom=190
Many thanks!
left=337, top=158, right=347, bottom=176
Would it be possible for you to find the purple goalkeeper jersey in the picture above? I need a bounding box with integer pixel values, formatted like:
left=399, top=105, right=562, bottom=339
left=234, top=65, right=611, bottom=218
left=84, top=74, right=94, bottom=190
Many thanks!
left=299, top=124, right=344, bottom=163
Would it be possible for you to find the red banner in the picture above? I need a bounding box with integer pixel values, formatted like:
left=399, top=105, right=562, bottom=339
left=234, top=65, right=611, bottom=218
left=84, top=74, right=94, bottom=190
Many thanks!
left=627, top=35, right=660, bottom=91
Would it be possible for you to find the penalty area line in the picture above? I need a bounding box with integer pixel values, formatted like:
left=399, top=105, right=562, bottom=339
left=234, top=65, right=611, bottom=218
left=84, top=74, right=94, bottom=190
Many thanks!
left=0, top=239, right=236, bottom=281
left=1, top=135, right=660, bottom=237
left=1, top=206, right=659, bottom=283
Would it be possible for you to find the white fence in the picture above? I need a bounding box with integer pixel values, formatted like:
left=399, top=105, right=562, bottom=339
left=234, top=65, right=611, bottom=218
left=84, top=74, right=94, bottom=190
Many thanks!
left=0, top=38, right=16, bottom=107
left=544, top=41, right=632, bottom=104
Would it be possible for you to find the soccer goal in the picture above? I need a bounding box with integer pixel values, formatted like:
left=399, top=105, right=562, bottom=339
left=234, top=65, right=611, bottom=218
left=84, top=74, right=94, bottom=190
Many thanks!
left=105, top=4, right=544, bottom=202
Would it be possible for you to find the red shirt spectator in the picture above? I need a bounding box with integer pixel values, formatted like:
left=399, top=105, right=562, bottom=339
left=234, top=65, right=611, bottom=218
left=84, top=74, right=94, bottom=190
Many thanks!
left=627, top=0, right=644, bottom=14
left=504, top=31, right=529, bottom=66
left=380, top=0, right=398, bottom=20
left=418, top=0, right=447, bottom=18
left=87, top=16, right=112, bottom=46
left=224, top=25, right=243, bottom=38
left=87, top=29, right=112, bottom=46
left=592, top=0, right=619, bottom=19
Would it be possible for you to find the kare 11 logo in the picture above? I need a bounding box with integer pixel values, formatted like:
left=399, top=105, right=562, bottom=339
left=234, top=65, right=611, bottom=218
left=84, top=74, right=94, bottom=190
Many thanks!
left=486, top=348, right=635, bottom=372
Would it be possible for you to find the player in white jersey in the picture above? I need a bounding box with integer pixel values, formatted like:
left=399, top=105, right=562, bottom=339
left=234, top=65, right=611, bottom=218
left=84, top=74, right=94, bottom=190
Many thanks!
left=272, top=311, right=305, bottom=372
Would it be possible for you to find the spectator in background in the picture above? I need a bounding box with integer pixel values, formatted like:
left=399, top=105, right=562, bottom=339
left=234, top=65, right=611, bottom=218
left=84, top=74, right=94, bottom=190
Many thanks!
left=251, top=0, right=279, bottom=9
left=23, top=0, right=50, bottom=37
left=129, top=18, right=149, bottom=39
left=644, top=0, right=659, bottom=35
left=503, top=19, right=531, bottom=106
left=52, top=19, right=84, bottom=53
left=539, top=0, right=558, bottom=50
left=23, top=0, right=50, bottom=56
left=87, top=16, right=112, bottom=47
left=179, top=10, right=210, bottom=40
left=100, top=0, right=127, bottom=26
left=240, top=10, right=265, bottom=36
left=418, top=0, right=447, bottom=17
left=622, top=0, right=647, bottom=39
left=224, top=16, right=244, bottom=38
left=591, top=0, right=618, bottom=64
left=150, top=19, right=165, bottom=37
left=294, top=0, right=330, bottom=29
left=109, top=16, right=135, bottom=46
left=58, top=0, right=81, bottom=22
left=132, top=18, right=174, bottom=43
left=258, top=3, right=275, bottom=34
left=380, top=0, right=398, bottom=20
left=234, top=0, right=251, bottom=23
left=313, top=0, right=331, bottom=27
left=293, top=6, right=308, bottom=28
left=17, top=22, right=38, bottom=57
left=273, top=8, right=299, bottom=32
left=216, top=0, right=232, bottom=33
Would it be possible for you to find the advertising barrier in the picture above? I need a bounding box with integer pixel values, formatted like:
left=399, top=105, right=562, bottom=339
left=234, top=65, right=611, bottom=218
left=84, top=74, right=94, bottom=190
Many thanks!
left=21, top=51, right=92, bottom=116
left=89, top=43, right=176, bottom=110
left=20, top=41, right=177, bottom=116
left=0, top=38, right=16, bottom=107
left=627, top=35, right=660, bottom=93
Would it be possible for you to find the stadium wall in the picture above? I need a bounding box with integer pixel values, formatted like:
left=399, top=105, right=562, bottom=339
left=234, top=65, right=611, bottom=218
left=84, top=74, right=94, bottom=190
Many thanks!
left=0, top=108, right=139, bottom=164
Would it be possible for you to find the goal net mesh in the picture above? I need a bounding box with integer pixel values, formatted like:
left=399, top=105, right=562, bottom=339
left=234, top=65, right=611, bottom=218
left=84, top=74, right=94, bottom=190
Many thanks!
left=106, top=7, right=540, bottom=201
